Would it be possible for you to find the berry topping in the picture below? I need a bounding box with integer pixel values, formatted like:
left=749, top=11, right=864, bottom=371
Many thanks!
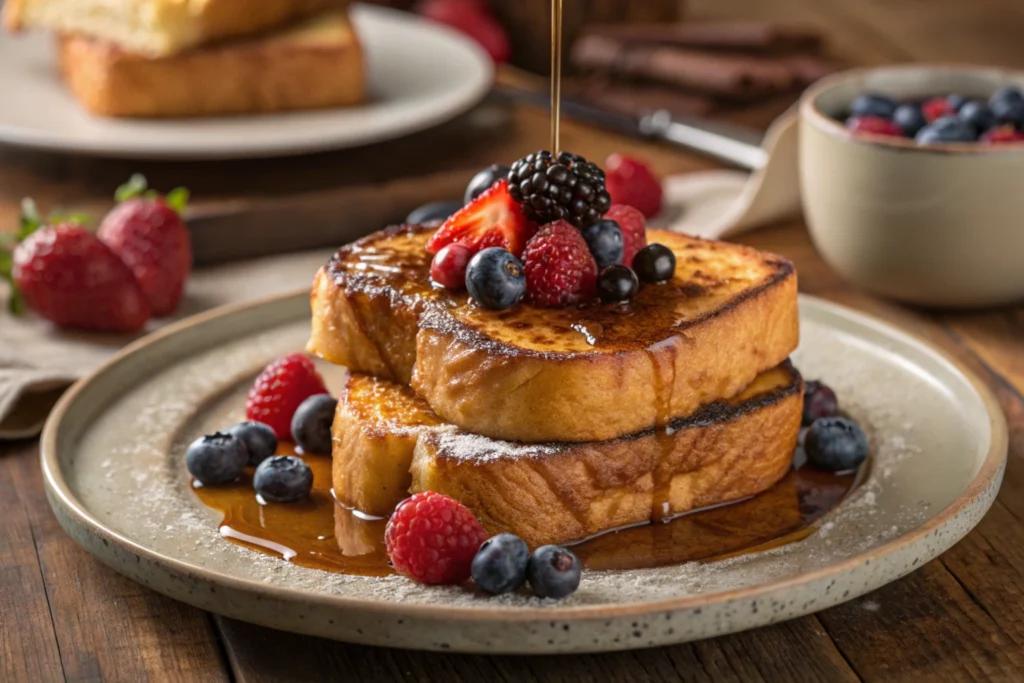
left=11, top=223, right=151, bottom=332
left=958, top=101, right=997, bottom=133
left=604, top=153, right=663, bottom=218
left=632, top=244, right=676, bottom=283
left=385, top=491, right=489, bottom=585
left=981, top=125, right=1024, bottom=143
left=845, top=115, right=904, bottom=137
left=407, top=200, right=462, bottom=226
left=805, top=417, right=869, bottom=472
left=802, top=380, right=839, bottom=426
left=245, top=353, right=328, bottom=439
left=471, top=533, right=529, bottom=595
left=426, top=180, right=534, bottom=258
left=430, top=243, right=474, bottom=290
left=946, top=94, right=968, bottom=111
left=522, top=220, right=598, bottom=308
left=915, top=116, right=978, bottom=144
left=893, top=104, right=927, bottom=137
left=580, top=218, right=624, bottom=268
left=98, top=174, right=192, bottom=316
left=465, top=247, right=527, bottom=310
left=990, top=86, right=1024, bottom=124
left=849, top=93, right=896, bottom=119
left=228, top=421, right=279, bottom=466
left=603, top=204, right=647, bottom=268
left=526, top=545, right=582, bottom=599
left=291, top=394, right=337, bottom=455
left=507, top=151, right=611, bottom=228
left=921, top=97, right=956, bottom=123
left=464, top=164, right=511, bottom=204
left=597, top=265, right=639, bottom=303
left=186, top=432, right=248, bottom=486
left=992, top=98, right=1024, bottom=127
left=253, top=455, right=314, bottom=503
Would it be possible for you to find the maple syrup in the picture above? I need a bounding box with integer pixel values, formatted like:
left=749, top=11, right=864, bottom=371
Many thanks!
left=193, top=442, right=862, bottom=576
left=550, top=0, right=563, bottom=154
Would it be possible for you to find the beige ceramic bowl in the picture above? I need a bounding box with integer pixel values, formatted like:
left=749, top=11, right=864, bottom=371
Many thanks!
left=800, top=65, right=1024, bottom=308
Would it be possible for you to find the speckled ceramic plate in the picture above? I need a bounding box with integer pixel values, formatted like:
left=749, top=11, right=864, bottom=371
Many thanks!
left=41, top=292, right=1007, bottom=654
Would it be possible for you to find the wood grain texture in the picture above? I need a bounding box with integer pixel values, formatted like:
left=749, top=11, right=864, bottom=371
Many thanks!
left=216, top=614, right=860, bottom=683
left=2, top=443, right=229, bottom=683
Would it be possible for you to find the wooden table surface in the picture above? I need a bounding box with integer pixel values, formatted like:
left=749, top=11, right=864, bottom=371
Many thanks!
left=5, top=1, right=1024, bottom=681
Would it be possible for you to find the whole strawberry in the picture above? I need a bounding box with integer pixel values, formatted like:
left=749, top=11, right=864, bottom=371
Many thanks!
left=246, top=353, right=329, bottom=439
left=11, top=224, right=151, bottom=332
left=98, top=174, right=192, bottom=317
left=385, top=491, right=489, bottom=585
left=603, top=204, right=647, bottom=268
left=522, top=220, right=598, bottom=308
left=605, top=154, right=663, bottom=219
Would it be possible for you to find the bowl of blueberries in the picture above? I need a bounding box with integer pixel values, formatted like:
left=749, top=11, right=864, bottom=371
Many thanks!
left=798, top=64, right=1024, bottom=308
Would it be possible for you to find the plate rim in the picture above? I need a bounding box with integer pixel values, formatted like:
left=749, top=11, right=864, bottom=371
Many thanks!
left=0, top=4, right=494, bottom=159
left=40, top=289, right=1009, bottom=622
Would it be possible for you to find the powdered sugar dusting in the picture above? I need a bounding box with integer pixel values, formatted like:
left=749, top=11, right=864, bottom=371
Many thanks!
left=428, top=426, right=565, bottom=463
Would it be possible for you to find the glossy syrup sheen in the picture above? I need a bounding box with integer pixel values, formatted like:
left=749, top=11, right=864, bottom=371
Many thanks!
left=192, top=444, right=861, bottom=576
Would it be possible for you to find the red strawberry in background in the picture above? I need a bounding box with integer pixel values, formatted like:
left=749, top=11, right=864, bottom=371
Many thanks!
left=605, top=154, right=664, bottom=219
left=10, top=223, right=151, bottom=332
left=98, top=174, right=192, bottom=316
left=417, top=0, right=510, bottom=63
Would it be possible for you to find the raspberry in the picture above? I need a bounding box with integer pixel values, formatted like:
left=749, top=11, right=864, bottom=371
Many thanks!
left=605, top=154, right=663, bottom=218
left=981, top=125, right=1024, bottom=143
left=522, top=220, right=598, bottom=308
left=245, top=353, right=328, bottom=439
left=845, top=115, right=904, bottom=138
left=603, top=204, right=647, bottom=268
left=385, top=491, right=489, bottom=585
left=921, top=97, right=956, bottom=123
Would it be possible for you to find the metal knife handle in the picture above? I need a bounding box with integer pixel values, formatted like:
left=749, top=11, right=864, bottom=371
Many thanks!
left=639, top=110, right=769, bottom=171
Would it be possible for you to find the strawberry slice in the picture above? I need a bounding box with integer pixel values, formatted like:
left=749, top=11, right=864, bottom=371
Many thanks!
left=426, top=180, right=535, bottom=257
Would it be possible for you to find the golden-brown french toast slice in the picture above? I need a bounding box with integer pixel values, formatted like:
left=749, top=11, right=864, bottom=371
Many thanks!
left=332, top=364, right=803, bottom=547
left=310, top=224, right=799, bottom=443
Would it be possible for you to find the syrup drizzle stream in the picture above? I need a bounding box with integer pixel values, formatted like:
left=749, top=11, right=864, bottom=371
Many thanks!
left=550, top=0, right=563, bottom=154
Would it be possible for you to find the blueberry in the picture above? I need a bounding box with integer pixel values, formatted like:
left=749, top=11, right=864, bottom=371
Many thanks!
left=597, top=265, right=638, bottom=303
left=581, top=219, right=624, bottom=268
left=992, top=98, right=1024, bottom=127
left=915, top=116, right=977, bottom=144
left=958, top=101, right=997, bottom=133
left=228, top=421, right=278, bottom=466
left=805, top=417, right=869, bottom=472
left=185, top=432, right=248, bottom=485
left=291, top=394, right=337, bottom=455
left=989, top=85, right=1024, bottom=109
left=406, top=200, right=462, bottom=226
left=465, top=164, right=511, bottom=204
left=893, top=104, right=927, bottom=137
left=253, top=455, right=314, bottom=502
left=849, top=93, right=897, bottom=119
left=472, top=533, right=529, bottom=595
left=802, top=380, right=839, bottom=427
left=946, top=94, right=968, bottom=111
left=632, top=244, right=676, bottom=283
left=527, top=545, right=582, bottom=599
left=465, top=247, right=526, bottom=310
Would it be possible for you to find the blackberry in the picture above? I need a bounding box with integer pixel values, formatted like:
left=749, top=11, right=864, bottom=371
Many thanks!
left=507, top=150, right=612, bottom=228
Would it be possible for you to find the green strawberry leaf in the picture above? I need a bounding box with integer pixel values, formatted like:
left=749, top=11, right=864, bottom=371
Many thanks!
left=18, top=197, right=42, bottom=240
left=114, top=173, right=150, bottom=202
left=48, top=211, right=91, bottom=227
left=0, top=243, right=24, bottom=315
left=164, top=187, right=190, bottom=214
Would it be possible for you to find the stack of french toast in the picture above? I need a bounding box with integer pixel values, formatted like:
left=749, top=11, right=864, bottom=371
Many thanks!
left=3, top=0, right=364, bottom=117
left=308, top=154, right=803, bottom=549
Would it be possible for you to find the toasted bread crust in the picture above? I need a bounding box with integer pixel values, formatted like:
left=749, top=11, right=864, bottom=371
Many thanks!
left=56, top=10, right=364, bottom=118
left=333, top=365, right=803, bottom=547
left=309, top=224, right=800, bottom=442
left=5, top=0, right=345, bottom=56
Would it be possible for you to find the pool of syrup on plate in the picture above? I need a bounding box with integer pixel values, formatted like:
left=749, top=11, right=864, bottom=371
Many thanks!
left=192, top=443, right=862, bottom=577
